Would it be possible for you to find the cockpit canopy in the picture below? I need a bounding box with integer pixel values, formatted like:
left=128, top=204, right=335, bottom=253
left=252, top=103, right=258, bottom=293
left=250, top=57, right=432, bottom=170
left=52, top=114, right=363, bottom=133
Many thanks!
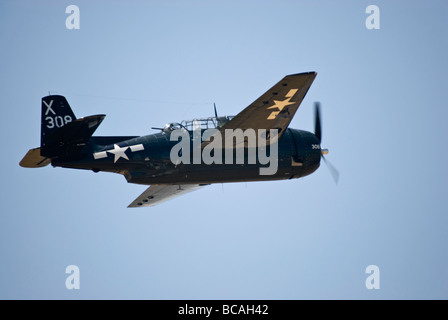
left=158, top=116, right=234, bottom=133
left=182, top=116, right=234, bottom=131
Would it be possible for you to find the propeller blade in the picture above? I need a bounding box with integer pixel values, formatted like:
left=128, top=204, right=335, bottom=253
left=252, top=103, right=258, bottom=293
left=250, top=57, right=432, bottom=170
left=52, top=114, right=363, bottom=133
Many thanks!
left=314, top=102, right=322, bottom=143
left=322, top=155, right=339, bottom=184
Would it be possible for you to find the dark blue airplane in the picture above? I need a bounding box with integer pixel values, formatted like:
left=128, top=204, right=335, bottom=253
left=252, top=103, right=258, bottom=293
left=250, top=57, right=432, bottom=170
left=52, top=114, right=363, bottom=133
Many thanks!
left=20, top=72, right=337, bottom=207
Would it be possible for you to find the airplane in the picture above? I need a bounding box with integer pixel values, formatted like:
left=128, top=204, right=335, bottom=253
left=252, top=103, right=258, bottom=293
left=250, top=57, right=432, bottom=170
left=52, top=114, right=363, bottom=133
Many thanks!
left=20, top=72, right=338, bottom=207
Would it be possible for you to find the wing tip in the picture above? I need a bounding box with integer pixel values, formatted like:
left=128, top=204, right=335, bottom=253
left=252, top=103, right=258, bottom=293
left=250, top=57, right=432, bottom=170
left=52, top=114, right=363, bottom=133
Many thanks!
left=286, top=71, right=317, bottom=77
left=127, top=201, right=153, bottom=208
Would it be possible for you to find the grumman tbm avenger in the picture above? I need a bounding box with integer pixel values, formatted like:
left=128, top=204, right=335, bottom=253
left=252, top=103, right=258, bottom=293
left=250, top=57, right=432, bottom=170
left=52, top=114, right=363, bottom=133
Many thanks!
left=20, top=72, right=338, bottom=207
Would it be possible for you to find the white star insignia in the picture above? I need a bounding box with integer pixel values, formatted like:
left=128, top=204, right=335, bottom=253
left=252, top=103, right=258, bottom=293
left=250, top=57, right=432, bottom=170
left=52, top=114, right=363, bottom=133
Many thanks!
left=108, top=144, right=129, bottom=163
left=93, top=143, right=145, bottom=162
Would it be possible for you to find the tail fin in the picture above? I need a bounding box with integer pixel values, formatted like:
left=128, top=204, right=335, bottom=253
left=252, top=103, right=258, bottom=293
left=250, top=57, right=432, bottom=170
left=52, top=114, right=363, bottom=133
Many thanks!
left=41, top=95, right=76, bottom=145
left=40, top=95, right=105, bottom=158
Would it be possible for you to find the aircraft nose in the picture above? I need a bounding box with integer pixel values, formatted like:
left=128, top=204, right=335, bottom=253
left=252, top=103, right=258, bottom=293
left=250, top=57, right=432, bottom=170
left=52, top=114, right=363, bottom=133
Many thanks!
left=302, top=131, right=322, bottom=177
left=310, top=134, right=322, bottom=164
left=289, top=129, right=321, bottom=178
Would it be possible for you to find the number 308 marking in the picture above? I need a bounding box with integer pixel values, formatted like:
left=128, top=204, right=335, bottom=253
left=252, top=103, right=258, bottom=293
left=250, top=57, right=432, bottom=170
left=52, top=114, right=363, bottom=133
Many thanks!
left=46, top=115, right=73, bottom=129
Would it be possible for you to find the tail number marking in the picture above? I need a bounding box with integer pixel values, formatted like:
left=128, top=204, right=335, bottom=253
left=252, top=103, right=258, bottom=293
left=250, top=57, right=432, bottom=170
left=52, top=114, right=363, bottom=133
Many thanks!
left=45, top=115, right=73, bottom=129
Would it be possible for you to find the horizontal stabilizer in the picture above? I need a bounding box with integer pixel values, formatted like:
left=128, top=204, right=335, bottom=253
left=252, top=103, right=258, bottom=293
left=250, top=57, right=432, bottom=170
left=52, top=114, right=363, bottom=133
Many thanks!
left=41, top=114, right=105, bottom=157
left=19, top=148, right=51, bottom=168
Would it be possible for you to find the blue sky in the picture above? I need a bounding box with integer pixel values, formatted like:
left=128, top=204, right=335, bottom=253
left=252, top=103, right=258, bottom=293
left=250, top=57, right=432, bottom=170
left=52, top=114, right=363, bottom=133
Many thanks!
left=1, top=0, right=447, bottom=299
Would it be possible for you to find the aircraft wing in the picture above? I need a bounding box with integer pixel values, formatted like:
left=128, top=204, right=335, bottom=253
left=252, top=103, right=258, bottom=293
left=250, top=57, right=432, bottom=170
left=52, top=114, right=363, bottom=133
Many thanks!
left=214, top=72, right=317, bottom=146
left=128, top=184, right=206, bottom=208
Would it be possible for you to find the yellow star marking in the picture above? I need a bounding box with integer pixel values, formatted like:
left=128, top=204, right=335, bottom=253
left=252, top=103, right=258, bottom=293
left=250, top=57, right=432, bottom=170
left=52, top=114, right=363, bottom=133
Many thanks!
left=267, top=98, right=295, bottom=112
left=266, top=88, right=299, bottom=120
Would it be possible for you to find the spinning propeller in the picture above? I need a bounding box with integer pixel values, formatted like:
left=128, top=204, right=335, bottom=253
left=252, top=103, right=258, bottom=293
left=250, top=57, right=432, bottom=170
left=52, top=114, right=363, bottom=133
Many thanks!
left=314, top=102, right=339, bottom=184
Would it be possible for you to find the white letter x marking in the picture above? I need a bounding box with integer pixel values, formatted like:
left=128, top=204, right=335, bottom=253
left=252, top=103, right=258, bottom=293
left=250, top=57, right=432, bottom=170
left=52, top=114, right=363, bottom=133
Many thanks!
left=43, top=100, right=56, bottom=116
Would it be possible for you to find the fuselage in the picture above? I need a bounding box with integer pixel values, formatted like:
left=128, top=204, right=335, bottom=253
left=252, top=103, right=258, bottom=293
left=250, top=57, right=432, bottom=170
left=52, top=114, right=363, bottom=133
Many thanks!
left=52, top=127, right=321, bottom=186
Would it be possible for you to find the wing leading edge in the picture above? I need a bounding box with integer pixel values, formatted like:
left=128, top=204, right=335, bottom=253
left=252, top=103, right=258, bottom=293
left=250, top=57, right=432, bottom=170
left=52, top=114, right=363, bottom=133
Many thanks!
left=128, top=184, right=206, bottom=208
